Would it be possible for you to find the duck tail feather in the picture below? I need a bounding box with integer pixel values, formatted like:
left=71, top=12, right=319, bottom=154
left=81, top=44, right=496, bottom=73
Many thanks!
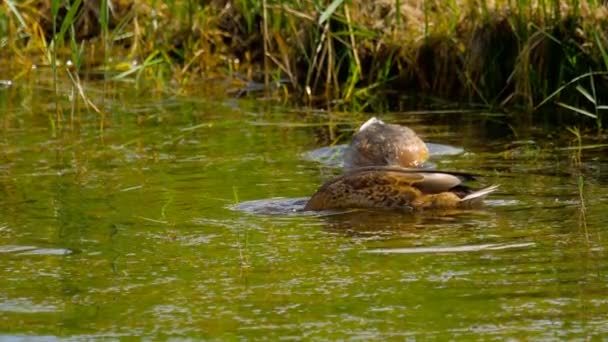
left=460, top=184, right=500, bottom=206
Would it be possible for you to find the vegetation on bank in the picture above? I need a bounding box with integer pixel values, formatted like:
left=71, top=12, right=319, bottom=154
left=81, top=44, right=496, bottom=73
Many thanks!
left=2, top=0, right=608, bottom=128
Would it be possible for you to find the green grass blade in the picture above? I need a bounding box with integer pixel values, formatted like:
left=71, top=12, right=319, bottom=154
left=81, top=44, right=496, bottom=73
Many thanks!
left=535, top=71, right=608, bottom=110
left=111, top=59, right=163, bottom=80
left=318, top=0, right=345, bottom=25
left=5, top=0, right=27, bottom=28
left=58, top=0, right=83, bottom=41
left=594, top=31, right=608, bottom=71
left=557, top=102, right=597, bottom=119
left=559, top=144, right=608, bottom=151
left=575, top=85, right=596, bottom=105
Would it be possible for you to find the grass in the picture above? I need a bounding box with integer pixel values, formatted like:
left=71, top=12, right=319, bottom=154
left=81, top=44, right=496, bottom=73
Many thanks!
left=2, top=0, right=608, bottom=129
left=567, top=126, right=590, bottom=244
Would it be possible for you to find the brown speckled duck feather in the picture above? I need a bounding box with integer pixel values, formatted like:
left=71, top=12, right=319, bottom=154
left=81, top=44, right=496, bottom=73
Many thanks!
left=304, top=166, right=498, bottom=211
left=344, top=117, right=429, bottom=170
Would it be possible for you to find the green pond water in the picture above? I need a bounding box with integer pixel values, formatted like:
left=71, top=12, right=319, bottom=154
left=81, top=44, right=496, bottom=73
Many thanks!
left=1, top=81, right=608, bottom=339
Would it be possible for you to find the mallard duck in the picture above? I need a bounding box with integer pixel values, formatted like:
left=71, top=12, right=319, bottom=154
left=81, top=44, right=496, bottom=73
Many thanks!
left=343, top=117, right=429, bottom=170
left=304, top=166, right=498, bottom=211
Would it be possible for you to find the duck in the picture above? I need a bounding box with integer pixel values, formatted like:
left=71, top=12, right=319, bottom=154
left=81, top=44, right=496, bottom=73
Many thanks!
left=304, top=166, right=498, bottom=211
left=343, top=117, right=429, bottom=170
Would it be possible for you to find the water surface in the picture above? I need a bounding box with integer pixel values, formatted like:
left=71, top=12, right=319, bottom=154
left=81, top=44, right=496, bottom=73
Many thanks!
left=0, top=80, right=607, bottom=339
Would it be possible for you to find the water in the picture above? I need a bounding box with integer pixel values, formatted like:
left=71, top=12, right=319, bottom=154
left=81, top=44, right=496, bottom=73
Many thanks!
left=1, top=81, right=607, bottom=339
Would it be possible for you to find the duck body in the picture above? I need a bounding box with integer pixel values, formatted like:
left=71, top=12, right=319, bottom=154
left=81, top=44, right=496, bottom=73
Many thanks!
left=343, top=117, right=429, bottom=170
left=304, top=167, right=498, bottom=211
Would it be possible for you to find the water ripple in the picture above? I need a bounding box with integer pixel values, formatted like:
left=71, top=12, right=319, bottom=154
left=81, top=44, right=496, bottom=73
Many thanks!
left=365, top=242, right=535, bottom=254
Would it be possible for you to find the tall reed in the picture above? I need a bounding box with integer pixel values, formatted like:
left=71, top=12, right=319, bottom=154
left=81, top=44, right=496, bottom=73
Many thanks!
left=2, top=0, right=608, bottom=128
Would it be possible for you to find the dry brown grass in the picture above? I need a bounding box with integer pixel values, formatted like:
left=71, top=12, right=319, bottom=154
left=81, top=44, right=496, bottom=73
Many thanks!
left=2, top=0, right=608, bottom=124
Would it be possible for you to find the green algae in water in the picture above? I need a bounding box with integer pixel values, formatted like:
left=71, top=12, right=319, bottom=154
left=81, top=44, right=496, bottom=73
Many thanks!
left=0, top=82, right=607, bottom=339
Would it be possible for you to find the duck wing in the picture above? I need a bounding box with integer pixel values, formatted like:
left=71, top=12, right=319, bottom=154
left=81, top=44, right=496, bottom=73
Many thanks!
left=341, top=166, right=475, bottom=193
left=409, top=171, right=468, bottom=193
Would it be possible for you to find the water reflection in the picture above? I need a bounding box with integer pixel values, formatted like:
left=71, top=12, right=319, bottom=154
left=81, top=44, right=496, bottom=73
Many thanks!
left=0, top=84, right=607, bottom=339
left=317, top=208, right=498, bottom=236
left=0, top=245, right=72, bottom=256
